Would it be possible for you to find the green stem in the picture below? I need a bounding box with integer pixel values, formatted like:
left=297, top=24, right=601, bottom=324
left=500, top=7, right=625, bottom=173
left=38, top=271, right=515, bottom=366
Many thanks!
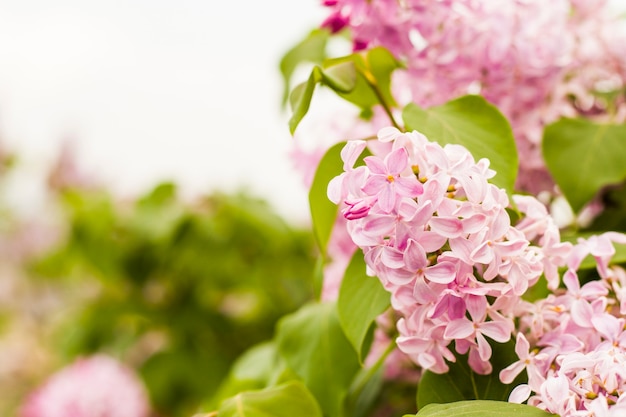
left=369, top=340, right=396, bottom=380
left=362, top=70, right=402, bottom=130
left=470, top=370, right=480, bottom=400
left=348, top=340, right=396, bottom=399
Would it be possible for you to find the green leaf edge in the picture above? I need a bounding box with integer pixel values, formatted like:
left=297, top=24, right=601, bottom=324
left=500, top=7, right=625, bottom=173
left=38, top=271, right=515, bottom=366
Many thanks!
left=409, top=400, right=556, bottom=416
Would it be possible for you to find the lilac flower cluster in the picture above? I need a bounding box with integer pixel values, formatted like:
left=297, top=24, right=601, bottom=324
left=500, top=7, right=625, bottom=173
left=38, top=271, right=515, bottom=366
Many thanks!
left=320, top=0, right=626, bottom=194
left=329, top=127, right=626, bottom=416
left=329, top=127, right=569, bottom=374
left=505, top=232, right=626, bottom=415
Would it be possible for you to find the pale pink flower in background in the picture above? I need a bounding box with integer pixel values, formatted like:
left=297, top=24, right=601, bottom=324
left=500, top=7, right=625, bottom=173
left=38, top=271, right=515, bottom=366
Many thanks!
left=47, top=140, right=98, bottom=192
left=20, top=355, right=151, bottom=417
left=288, top=145, right=326, bottom=190
left=317, top=0, right=626, bottom=196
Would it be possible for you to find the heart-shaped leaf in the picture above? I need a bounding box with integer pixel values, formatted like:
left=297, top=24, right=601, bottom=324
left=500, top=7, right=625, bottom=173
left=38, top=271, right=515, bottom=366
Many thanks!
left=543, top=118, right=626, bottom=213
left=403, top=95, right=518, bottom=195
left=308, top=142, right=344, bottom=255
left=280, top=28, right=329, bottom=105
left=338, top=251, right=390, bottom=362
left=276, top=302, right=361, bottom=417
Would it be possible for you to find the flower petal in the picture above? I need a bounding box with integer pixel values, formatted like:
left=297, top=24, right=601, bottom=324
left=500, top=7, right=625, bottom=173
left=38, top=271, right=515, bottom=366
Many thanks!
left=424, top=261, right=457, bottom=284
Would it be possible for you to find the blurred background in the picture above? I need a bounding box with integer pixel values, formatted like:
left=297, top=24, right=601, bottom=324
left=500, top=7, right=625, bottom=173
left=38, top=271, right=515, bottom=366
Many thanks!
left=0, top=1, right=329, bottom=416
left=0, top=0, right=327, bottom=223
left=5, top=2, right=626, bottom=416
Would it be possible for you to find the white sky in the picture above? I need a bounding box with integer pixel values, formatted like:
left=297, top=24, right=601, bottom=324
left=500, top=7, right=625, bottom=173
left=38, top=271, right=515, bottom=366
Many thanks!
left=0, top=1, right=327, bottom=224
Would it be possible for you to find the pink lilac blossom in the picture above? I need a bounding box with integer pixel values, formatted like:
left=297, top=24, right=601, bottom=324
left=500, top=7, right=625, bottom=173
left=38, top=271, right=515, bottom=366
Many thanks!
left=328, top=126, right=569, bottom=375
left=330, top=126, right=626, bottom=415
left=505, top=232, right=626, bottom=417
left=365, top=312, right=421, bottom=383
left=299, top=0, right=626, bottom=322
left=290, top=102, right=393, bottom=302
left=20, top=354, right=151, bottom=417
left=319, top=0, right=626, bottom=195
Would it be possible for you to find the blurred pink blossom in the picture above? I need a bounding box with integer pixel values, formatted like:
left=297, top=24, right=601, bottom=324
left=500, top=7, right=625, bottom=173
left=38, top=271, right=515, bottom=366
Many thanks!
left=319, top=0, right=626, bottom=195
left=20, top=354, right=151, bottom=417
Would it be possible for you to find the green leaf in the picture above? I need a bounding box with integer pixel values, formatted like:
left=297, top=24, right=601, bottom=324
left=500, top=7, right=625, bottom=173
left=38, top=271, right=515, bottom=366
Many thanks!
left=206, top=342, right=278, bottom=409
left=338, top=251, right=390, bottom=362
left=289, top=47, right=401, bottom=134
left=543, top=118, right=626, bottom=213
left=289, top=68, right=322, bottom=135
left=326, top=47, right=401, bottom=111
left=288, top=62, right=357, bottom=135
left=522, top=275, right=551, bottom=303
left=308, top=142, right=344, bottom=255
left=308, top=142, right=371, bottom=256
left=276, top=302, right=361, bottom=417
left=361, top=47, right=401, bottom=108
left=346, top=361, right=385, bottom=417
left=313, top=256, right=326, bottom=301
left=217, top=381, right=323, bottom=417
left=416, top=339, right=525, bottom=409
left=587, top=181, right=626, bottom=233
left=321, top=60, right=357, bottom=93
left=280, top=29, right=330, bottom=105
left=409, top=400, right=555, bottom=416
left=402, top=96, right=518, bottom=194
left=140, top=349, right=229, bottom=416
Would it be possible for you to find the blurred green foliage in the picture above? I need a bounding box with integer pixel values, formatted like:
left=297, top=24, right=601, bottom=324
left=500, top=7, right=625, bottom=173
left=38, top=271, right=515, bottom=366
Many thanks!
left=30, top=183, right=317, bottom=416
